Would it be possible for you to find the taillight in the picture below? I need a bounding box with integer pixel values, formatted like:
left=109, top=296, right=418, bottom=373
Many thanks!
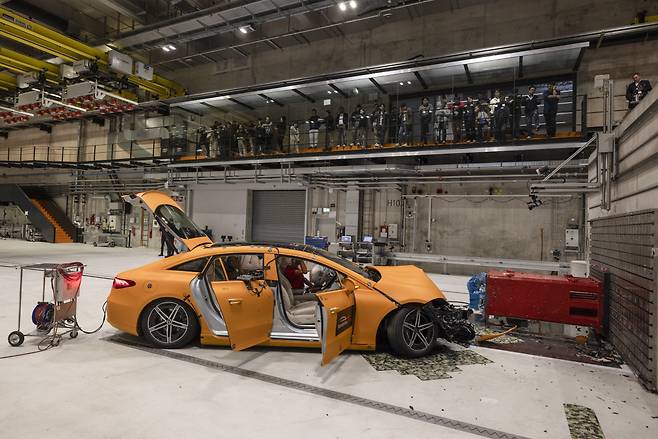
left=113, top=277, right=136, bottom=289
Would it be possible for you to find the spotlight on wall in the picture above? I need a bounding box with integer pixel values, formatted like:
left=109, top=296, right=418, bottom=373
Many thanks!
left=239, top=24, right=255, bottom=34
left=338, top=2, right=347, bottom=11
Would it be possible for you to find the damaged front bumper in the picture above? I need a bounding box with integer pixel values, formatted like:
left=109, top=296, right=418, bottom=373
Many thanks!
left=424, top=300, right=476, bottom=344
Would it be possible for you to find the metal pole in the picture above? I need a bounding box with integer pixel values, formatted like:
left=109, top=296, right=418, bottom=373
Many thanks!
left=42, top=270, right=46, bottom=301
left=17, top=268, right=23, bottom=332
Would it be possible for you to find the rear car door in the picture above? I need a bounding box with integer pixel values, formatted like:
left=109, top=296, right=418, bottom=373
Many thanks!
left=315, top=278, right=357, bottom=365
left=207, top=254, right=274, bottom=350
left=123, top=191, right=211, bottom=252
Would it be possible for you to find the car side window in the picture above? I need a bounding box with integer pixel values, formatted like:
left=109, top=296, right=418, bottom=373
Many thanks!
left=220, top=254, right=264, bottom=281
left=170, top=257, right=209, bottom=273
left=206, top=257, right=227, bottom=282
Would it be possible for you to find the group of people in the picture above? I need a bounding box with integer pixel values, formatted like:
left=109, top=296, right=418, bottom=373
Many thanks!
left=402, top=83, right=562, bottom=146
left=198, top=116, right=290, bottom=160
left=190, top=73, right=655, bottom=160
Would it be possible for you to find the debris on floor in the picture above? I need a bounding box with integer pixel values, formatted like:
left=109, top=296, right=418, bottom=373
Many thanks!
left=475, top=325, right=523, bottom=344
left=362, top=345, right=492, bottom=380
left=563, top=403, right=606, bottom=439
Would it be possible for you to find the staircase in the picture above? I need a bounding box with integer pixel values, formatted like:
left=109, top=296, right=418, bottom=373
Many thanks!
left=30, top=198, right=74, bottom=243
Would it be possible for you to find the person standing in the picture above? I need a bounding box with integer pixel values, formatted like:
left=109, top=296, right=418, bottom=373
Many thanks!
left=308, top=109, right=321, bottom=149
left=490, top=90, right=507, bottom=142
left=475, top=100, right=490, bottom=142
left=371, top=103, right=387, bottom=147
left=336, top=106, right=349, bottom=146
left=350, top=105, right=363, bottom=146
left=450, top=97, right=464, bottom=143
left=626, top=72, right=653, bottom=109
left=323, top=109, right=335, bottom=151
left=275, top=116, right=287, bottom=152
left=255, top=119, right=265, bottom=155
left=397, top=103, right=412, bottom=146
left=356, top=106, right=369, bottom=147
left=289, top=122, right=300, bottom=153
left=236, top=123, right=248, bottom=157
left=523, top=85, right=540, bottom=138
left=262, top=116, right=273, bottom=154
left=418, top=97, right=433, bottom=144
left=543, top=82, right=560, bottom=138
left=434, top=99, right=450, bottom=144
left=463, top=96, right=477, bottom=142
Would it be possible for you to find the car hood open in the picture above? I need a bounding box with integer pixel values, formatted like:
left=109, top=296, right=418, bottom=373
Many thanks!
left=371, top=265, right=446, bottom=304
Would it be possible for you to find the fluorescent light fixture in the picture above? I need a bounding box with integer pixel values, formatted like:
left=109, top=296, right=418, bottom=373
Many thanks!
left=0, top=105, right=34, bottom=117
left=407, top=80, right=412, bottom=84
left=162, top=46, right=171, bottom=52
left=353, top=88, right=359, bottom=94
left=239, top=24, right=255, bottom=34
left=328, top=90, right=332, bottom=94
left=349, top=0, right=357, bottom=9
left=338, top=2, right=347, bottom=11
left=100, top=90, right=139, bottom=106
left=167, top=44, right=176, bottom=51
left=399, top=82, right=404, bottom=85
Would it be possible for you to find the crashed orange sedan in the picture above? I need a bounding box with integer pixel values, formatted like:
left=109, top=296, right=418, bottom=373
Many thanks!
left=107, top=191, right=475, bottom=365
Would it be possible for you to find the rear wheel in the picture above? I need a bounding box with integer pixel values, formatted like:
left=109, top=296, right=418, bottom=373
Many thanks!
left=140, top=299, right=198, bottom=348
left=386, top=305, right=436, bottom=357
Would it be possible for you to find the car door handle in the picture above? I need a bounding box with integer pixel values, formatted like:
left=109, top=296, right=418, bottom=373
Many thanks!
left=329, top=307, right=339, bottom=314
left=228, top=298, right=242, bottom=305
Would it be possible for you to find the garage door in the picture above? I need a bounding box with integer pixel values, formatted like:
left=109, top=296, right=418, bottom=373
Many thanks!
left=251, top=190, right=306, bottom=243
left=590, top=210, right=657, bottom=391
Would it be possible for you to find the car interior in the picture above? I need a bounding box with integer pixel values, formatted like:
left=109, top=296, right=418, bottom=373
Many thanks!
left=276, top=256, right=342, bottom=326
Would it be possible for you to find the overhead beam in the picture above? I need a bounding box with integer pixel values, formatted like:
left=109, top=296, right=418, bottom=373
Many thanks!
left=573, top=47, right=586, bottom=71
left=329, top=83, right=348, bottom=98
left=463, top=64, right=473, bottom=84
left=369, top=78, right=387, bottom=95
left=228, top=98, right=255, bottom=111
left=293, top=88, right=315, bottom=103
left=258, top=93, right=284, bottom=107
left=0, top=6, right=184, bottom=97
left=413, top=71, right=428, bottom=89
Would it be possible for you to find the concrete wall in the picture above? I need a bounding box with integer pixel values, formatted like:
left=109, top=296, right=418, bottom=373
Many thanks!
left=169, top=0, right=656, bottom=94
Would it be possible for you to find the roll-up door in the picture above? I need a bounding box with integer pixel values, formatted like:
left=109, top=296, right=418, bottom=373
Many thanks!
left=251, top=190, right=306, bottom=243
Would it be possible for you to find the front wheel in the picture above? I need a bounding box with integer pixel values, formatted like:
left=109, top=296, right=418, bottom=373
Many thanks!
left=386, top=306, right=436, bottom=358
left=140, top=298, right=199, bottom=348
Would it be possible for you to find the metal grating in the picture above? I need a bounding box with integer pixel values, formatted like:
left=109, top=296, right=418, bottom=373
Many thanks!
left=590, top=210, right=656, bottom=391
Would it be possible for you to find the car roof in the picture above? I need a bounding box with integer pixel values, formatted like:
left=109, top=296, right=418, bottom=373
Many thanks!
left=201, top=241, right=327, bottom=256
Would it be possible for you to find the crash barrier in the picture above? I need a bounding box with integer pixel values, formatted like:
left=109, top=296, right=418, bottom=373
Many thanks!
left=485, top=270, right=604, bottom=333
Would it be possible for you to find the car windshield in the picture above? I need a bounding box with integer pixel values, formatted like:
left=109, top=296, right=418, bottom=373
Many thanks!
left=155, top=204, right=206, bottom=239
left=310, top=247, right=380, bottom=281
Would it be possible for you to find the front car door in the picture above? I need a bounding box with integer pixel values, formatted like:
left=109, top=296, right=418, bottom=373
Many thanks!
left=315, top=278, right=357, bottom=365
left=205, top=253, right=274, bottom=350
left=123, top=191, right=211, bottom=251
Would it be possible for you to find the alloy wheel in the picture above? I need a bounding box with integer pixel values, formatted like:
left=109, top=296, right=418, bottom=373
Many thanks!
left=146, top=301, right=190, bottom=345
left=402, top=308, right=435, bottom=351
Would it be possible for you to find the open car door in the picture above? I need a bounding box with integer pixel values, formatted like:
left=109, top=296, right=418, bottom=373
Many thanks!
left=202, top=255, right=274, bottom=351
left=315, top=279, right=357, bottom=365
left=123, top=191, right=211, bottom=252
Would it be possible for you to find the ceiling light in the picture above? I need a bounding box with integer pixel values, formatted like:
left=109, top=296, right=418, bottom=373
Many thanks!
left=328, top=90, right=332, bottom=94
left=338, top=2, right=347, bottom=11
left=407, top=80, right=412, bottom=84
left=353, top=88, right=359, bottom=94
left=162, top=46, right=171, bottom=52
left=167, top=44, right=176, bottom=51
left=349, top=0, right=357, bottom=9
left=399, top=82, right=404, bottom=85
left=239, top=24, right=255, bottom=34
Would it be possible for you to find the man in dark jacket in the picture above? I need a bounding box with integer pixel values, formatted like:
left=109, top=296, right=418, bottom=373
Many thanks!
left=626, top=73, right=652, bottom=109
left=323, top=109, right=335, bottom=151
left=543, top=82, right=560, bottom=138
left=523, top=85, right=540, bottom=138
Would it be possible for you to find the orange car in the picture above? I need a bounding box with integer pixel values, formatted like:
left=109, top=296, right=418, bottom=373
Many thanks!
left=107, top=191, right=474, bottom=365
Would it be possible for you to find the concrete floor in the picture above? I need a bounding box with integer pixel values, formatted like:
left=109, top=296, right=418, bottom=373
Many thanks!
left=0, top=240, right=657, bottom=438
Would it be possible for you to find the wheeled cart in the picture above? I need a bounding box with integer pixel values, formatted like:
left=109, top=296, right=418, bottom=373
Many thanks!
left=7, top=262, right=84, bottom=347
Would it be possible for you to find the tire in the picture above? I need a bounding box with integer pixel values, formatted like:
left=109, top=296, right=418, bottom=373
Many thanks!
left=139, top=298, right=199, bottom=349
left=8, top=331, right=24, bottom=347
left=386, top=305, right=436, bottom=358
left=69, top=329, right=78, bottom=339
